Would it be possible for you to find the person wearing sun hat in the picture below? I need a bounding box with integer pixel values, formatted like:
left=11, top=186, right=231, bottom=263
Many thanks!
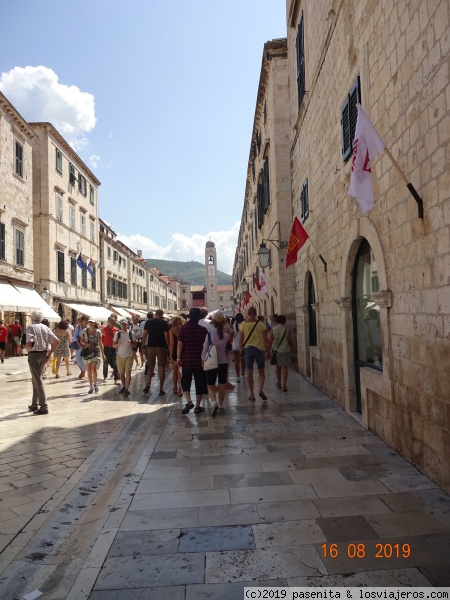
left=80, top=317, right=105, bottom=394
left=201, top=312, right=230, bottom=417
left=113, top=318, right=137, bottom=397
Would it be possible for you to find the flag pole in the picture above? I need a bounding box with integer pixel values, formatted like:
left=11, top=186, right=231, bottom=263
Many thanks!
left=383, top=148, right=424, bottom=219
left=307, top=238, right=327, bottom=272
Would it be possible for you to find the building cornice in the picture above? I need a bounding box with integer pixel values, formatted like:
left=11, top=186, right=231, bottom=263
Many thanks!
left=0, top=92, right=36, bottom=140
left=29, top=122, right=101, bottom=186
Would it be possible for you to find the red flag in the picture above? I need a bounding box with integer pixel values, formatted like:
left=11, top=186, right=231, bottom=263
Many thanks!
left=243, top=291, right=252, bottom=306
left=253, top=275, right=261, bottom=291
left=286, top=217, right=309, bottom=267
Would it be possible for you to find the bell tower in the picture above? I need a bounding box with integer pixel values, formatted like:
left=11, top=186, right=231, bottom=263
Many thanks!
left=205, top=240, right=219, bottom=310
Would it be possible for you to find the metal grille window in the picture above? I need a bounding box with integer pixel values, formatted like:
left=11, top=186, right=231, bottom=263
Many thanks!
left=15, top=141, right=23, bottom=177
left=15, top=229, right=24, bottom=266
left=56, top=195, right=63, bottom=221
left=0, top=222, right=5, bottom=260
left=56, top=148, right=63, bottom=173
left=82, top=266, right=87, bottom=288
left=57, top=250, right=65, bottom=282
left=71, top=256, right=77, bottom=285
left=341, top=76, right=361, bottom=162
left=90, top=185, right=95, bottom=205
left=296, top=13, right=306, bottom=109
left=78, top=174, right=87, bottom=196
left=300, top=179, right=309, bottom=223
left=80, top=213, right=86, bottom=236
left=69, top=204, right=76, bottom=229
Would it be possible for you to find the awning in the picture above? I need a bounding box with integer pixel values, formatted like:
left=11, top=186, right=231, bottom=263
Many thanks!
left=62, top=303, right=114, bottom=320
left=111, top=306, right=133, bottom=318
left=0, top=282, right=27, bottom=311
left=128, top=309, right=147, bottom=317
left=0, top=282, right=60, bottom=320
left=15, top=287, right=61, bottom=320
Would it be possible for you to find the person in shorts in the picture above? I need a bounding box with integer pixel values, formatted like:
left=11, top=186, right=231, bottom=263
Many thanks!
left=0, top=320, right=9, bottom=364
left=239, top=306, right=271, bottom=402
left=113, top=318, right=137, bottom=397
left=201, top=312, right=229, bottom=417
left=141, top=309, right=169, bottom=395
left=9, top=320, right=23, bottom=356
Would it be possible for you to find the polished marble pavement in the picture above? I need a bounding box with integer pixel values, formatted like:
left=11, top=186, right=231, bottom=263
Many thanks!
left=0, top=355, right=449, bottom=598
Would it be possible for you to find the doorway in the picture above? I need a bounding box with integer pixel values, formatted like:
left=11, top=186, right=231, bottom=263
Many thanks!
left=352, top=238, right=382, bottom=413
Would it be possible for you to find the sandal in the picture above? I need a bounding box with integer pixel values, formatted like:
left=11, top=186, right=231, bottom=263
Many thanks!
left=259, top=391, right=267, bottom=400
left=248, top=395, right=255, bottom=402
left=276, top=382, right=281, bottom=388
left=194, top=406, right=205, bottom=413
left=182, top=402, right=194, bottom=414
left=283, top=387, right=287, bottom=392
left=67, top=372, right=72, bottom=376
left=55, top=374, right=60, bottom=379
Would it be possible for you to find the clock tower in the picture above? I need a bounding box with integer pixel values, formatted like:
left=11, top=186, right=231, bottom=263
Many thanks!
left=205, top=240, right=219, bottom=310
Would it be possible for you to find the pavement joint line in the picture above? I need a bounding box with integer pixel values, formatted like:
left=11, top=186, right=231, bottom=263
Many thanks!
left=65, top=386, right=175, bottom=600
left=0, top=376, right=174, bottom=576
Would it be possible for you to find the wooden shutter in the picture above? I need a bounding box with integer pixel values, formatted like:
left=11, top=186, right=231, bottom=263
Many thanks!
left=57, top=250, right=65, bottom=282
left=301, top=179, right=309, bottom=223
left=71, top=257, right=77, bottom=285
left=341, top=76, right=361, bottom=162
left=0, top=223, right=5, bottom=260
left=296, top=13, right=306, bottom=109
left=263, top=158, right=270, bottom=212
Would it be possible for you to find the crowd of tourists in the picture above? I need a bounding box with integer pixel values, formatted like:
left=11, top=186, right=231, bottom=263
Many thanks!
left=18, top=306, right=296, bottom=416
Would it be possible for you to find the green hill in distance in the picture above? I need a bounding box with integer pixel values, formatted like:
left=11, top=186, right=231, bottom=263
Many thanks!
left=145, top=259, right=232, bottom=286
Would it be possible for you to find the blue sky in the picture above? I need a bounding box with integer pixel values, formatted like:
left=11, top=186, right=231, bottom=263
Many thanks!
left=0, top=1, right=286, bottom=274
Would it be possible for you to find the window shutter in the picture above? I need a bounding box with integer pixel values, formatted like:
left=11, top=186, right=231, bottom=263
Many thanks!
left=57, top=251, right=65, bottom=282
left=71, top=257, right=77, bottom=285
left=296, top=13, right=306, bottom=109
left=341, top=76, right=361, bottom=162
left=263, top=158, right=270, bottom=212
left=0, top=223, right=5, bottom=260
left=301, top=179, right=309, bottom=223
left=257, top=182, right=264, bottom=229
left=91, top=266, right=96, bottom=290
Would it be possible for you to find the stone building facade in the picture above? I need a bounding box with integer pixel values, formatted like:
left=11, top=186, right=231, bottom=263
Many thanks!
left=0, top=93, right=36, bottom=289
left=285, top=0, right=449, bottom=491
left=30, top=122, right=101, bottom=316
left=233, top=39, right=295, bottom=324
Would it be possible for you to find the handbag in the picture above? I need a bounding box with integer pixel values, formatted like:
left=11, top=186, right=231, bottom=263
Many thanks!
left=270, top=328, right=287, bottom=366
left=51, top=356, right=57, bottom=374
left=203, top=332, right=218, bottom=371
left=80, top=347, right=92, bottom=359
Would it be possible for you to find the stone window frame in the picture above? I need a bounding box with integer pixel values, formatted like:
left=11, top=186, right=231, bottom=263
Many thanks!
left=69, top=202, right=76, bottom=230
left=57, top=249, right=65, bottom=283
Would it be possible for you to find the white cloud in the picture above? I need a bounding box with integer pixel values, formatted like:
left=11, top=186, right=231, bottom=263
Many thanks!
left=90, top=154, right=100, bottom=168
left=0, top=66, right=96, bottom=148
left=118, top=222, right=240, bottom=275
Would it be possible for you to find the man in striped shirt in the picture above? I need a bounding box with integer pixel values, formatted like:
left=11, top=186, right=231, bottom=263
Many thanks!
left=26, top=310, right=59, bottom=415
left=177, top=307, right=208, bottom=414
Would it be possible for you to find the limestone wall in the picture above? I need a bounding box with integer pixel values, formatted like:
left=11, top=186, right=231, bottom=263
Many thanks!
left=287, top=0, right=450, bottom=490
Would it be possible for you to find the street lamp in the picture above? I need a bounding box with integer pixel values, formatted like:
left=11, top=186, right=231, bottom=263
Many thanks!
left=257, top=243, right=271, bottom=268
left=242, top=278, right=249, bottom=292
left=40, top=287, right=51, bottom=302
